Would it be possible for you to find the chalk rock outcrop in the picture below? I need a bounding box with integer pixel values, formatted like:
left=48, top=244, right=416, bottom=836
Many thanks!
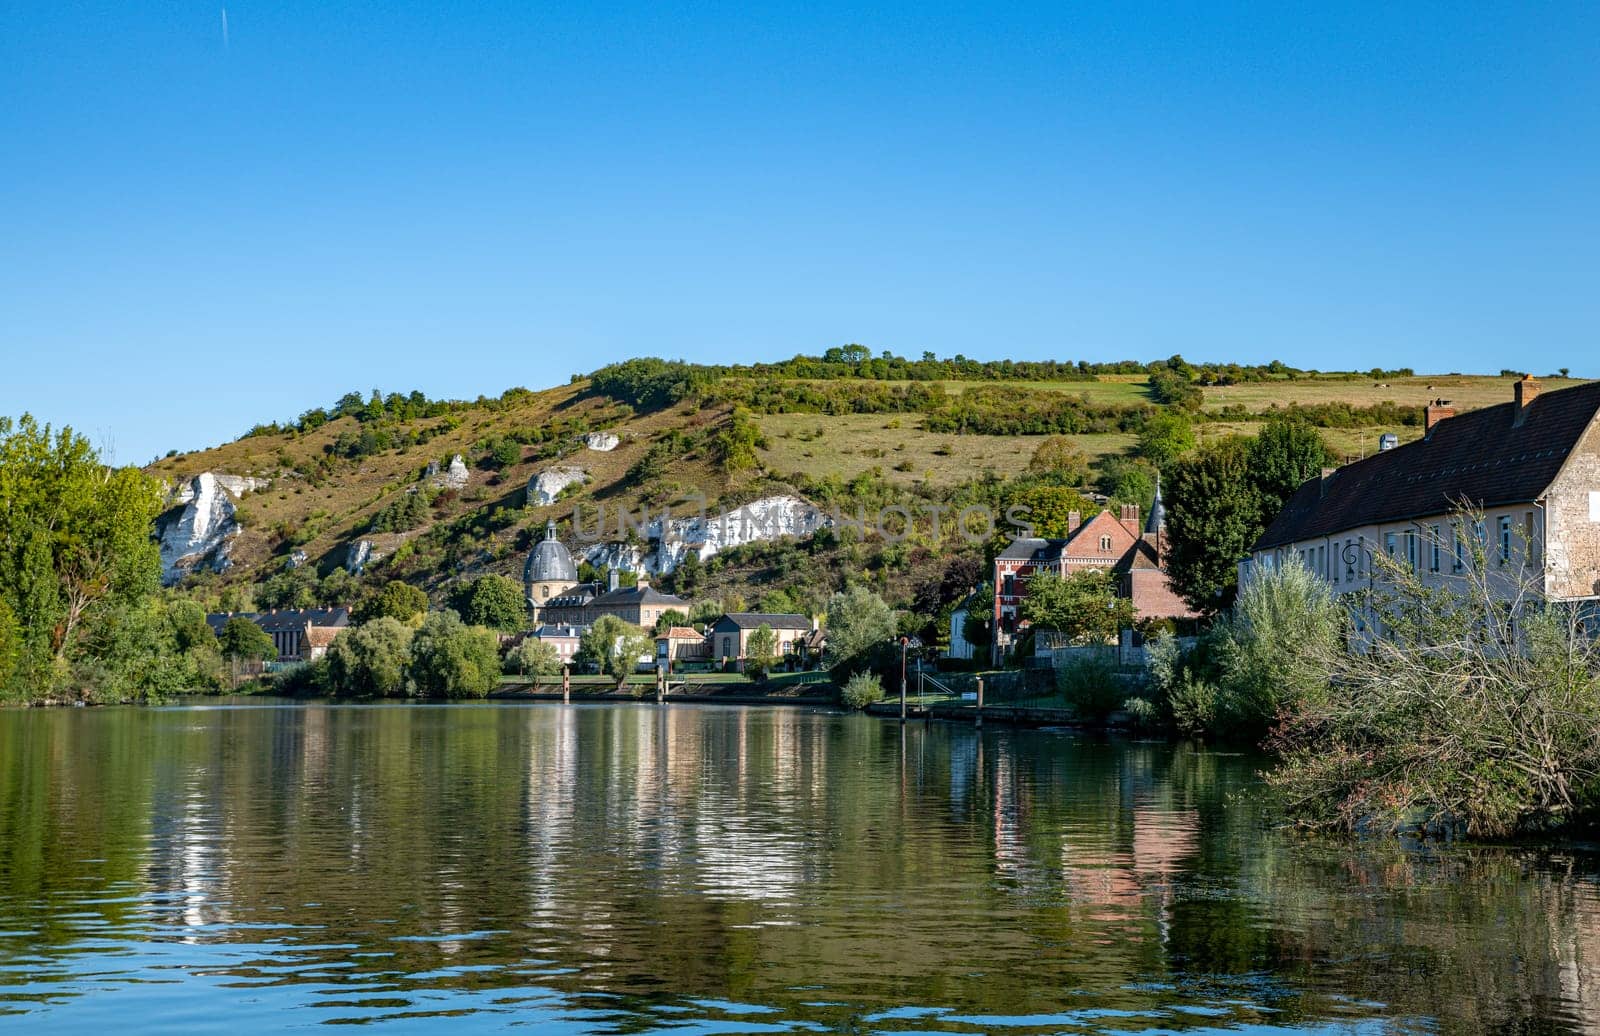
left=172, top=473, right=267, bottom=504
left=584, top=431, right=620, bottom=452
left=432, top=454, right=470, bottom=490
left=654, top=495, right=830, bottom=571
left=346, top=539, right=376, bottom=575
left=528, top=466, right=589, bottom=506
left=580, top=541, right=648, bottom=574
left=158, top=473, right=241, bottom=585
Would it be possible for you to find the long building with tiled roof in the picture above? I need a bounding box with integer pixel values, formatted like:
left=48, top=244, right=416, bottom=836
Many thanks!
left=1245, top=375, right=1600, bottom=603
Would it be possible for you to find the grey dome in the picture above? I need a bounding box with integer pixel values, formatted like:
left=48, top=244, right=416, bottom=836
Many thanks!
left=525, top=520, right=577, bottom=584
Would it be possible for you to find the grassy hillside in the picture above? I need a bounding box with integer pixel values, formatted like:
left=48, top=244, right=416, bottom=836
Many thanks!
left=147, top=356, right=1584, bottom=637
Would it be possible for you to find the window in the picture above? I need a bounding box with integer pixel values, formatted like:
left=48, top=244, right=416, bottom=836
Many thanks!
left=1318, top=544, right=1327, bottom=579
left=1099, top=535, right=1112, bottom=551
left=1405, top=530, right=1418, bottom=571
left=1430, top=526, right=1441, bottom=573
left=1452, top=527, right=1464, bottom=572
left=1499, top=516, right=1513, bottom=561
left=1385, top=532, right=1397, bottom=557
left=1346, top=539, right=1356, bottom=581
left=1526, top=512, right=1539, bottom=561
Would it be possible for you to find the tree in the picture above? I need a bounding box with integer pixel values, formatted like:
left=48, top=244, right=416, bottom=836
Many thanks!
left=652, top=608, right=689, bottom=635
left=1249, top=418, right=1333, bottom=516
left=1137, top=412, right=1196, bottom=469
left=823, top=586, right=897, bottom=669
left=356, top=580, right=429, bottom=626
left=408, top=610, right=501, bottom=698
left=1020, top=571, right=1134, bottom=644
left=325, top=617, right=413, bottom=697
left=257, top=566, right=317, bottom=610
left=744, top=623, right=778, bottom=679
left=1027, top=436, right=1090, bottom=483
left=1096, top=456, right=1157, bottom=511
left=580, top=614, right=653, bottom=689
left=1165, top=436, right=1264, bottom=612
left=671, top=550, right=702, bottom=595
left=451, top=574, right=526, bottom=632
left=505, top=637, right=561, bottom=684
left=0, top=414, right=164, bottom=699
left=1005, top=485, right=1100, bottom=539
left=218, top=617, right=277, bottom=688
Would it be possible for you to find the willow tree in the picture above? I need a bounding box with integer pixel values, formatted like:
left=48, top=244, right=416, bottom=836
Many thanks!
left=0, top=415, right=164, bottom=700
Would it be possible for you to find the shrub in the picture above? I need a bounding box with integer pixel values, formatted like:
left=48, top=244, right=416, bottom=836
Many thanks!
left=840, top=672, right=884, bottom=710
left=326, top=617, right=413, bottom=698
left=1056, top=653, right=1122, bottom=720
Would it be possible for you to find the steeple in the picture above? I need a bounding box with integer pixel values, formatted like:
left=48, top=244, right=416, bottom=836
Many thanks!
left=544, top=518, right=557, bottom=541
left=1144, top=473, right=1166, bottom=535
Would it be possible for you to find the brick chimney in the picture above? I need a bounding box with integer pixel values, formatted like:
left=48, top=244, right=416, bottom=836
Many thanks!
left=1066, top=511, right=1082, bottom=534
left=1514, top=375, right=1541, bottom=427
left=1118, top=503, right=1141, bottom=537
left=1424, top=398, right=1456, bottom=437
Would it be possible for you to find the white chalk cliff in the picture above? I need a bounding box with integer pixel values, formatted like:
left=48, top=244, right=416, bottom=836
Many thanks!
left=158, top=473, right=242, bottom=585
left=172, top=473, right=267, bottom=504
left=584, top=431, right=620, bottom=452
left=433, top=454, right=470, bottom=490
left=578, top=495, right=830, bottom=575
left=529, top=466, right=589, bottom=506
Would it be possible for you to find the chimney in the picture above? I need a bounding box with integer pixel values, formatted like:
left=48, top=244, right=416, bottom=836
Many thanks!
left=1066, top=510, right=1082, bottom=534
left=1119, top=503, right=1140, bottom=537
left=636, top=569, right=650, bottom=590
left=1424, top=399, right=1456, bottom=436
left=1514, top=375, right=1541, bottom=427
left=608, top=568, right=620, bottom=592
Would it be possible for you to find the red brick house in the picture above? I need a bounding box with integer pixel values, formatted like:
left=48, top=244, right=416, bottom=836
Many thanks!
left=991, top=487, right=1196, bottom=664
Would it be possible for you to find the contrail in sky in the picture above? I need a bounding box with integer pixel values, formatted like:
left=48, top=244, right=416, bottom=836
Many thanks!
left=222, top=8, right=229, bottom=49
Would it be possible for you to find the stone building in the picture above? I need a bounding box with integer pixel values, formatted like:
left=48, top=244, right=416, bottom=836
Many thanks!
left=991, top=484, right=1195, bottom=664
left=1245, top=376, right=1600, bottom=609
left=206, top=606, right=351, bottom=664
left=524, top=519, right=580, bottom=622
left=707, top=613, right=813, bottom=664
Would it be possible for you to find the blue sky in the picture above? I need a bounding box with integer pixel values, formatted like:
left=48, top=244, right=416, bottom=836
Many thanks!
left=3, top=3, right=1597, bottom=463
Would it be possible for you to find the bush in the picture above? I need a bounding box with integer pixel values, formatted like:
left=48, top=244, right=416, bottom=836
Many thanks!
left=840, top=672, right=884, bottom=710
left=1056, top=653, right=1122, bottom=720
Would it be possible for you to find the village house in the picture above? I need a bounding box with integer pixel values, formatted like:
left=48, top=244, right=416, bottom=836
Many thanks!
left=206, top=606, right=351, bottom=664
left=991, top=485, right=1195, bottom=665
left=1244, top=376, right=1600, bottom=612
left=528, top=624, right=585, bottom=664
left=655, top=626, right=711, bottom=668
left=708, top=613, right=813, bottom=665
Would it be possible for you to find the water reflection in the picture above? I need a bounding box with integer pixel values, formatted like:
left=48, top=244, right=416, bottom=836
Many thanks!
left=0, top=702, right=1597, bottom=1031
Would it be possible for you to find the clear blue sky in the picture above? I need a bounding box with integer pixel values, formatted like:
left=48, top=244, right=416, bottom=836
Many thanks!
left=3, top=3, right=1597, bottom=464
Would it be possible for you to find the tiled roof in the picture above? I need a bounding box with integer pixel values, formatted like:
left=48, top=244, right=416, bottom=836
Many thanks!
left=533, top=624, right=586, bottom=638
left=302, top=625, right=342, bottom=650
left=713, top=612, right=812, bottom=631
left=1255, top=381, right=1600, bottom=551
left=544, top=583, right=601, bottom=608
left=656, top=626, right=704, bottom=641
left=590, top=586, right=691, bottom=609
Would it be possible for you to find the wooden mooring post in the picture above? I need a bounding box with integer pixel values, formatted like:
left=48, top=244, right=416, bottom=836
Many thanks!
left=975, top=675, right=984, bottom=729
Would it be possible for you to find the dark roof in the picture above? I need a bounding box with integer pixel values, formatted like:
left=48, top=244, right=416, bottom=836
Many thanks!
left=590, top=586, right=691, bottom=609
left=544, top=583, right=601, bottom=608
left=525, top=519, right=578, bottom=584
left=206, top=606, right=350, bottom=636
left=1145, top=476, right=1166, bottom=534
left=712, top=612, right=812, bottom=632
left=532, top=624, right=586, bottom=638
left=1255, top=381, right=1600, bottom=551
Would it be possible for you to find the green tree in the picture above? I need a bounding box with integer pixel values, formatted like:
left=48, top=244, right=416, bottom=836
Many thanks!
left=257, top=566, right=317, bottom=610
left=1096, top=456, right=1158, bottom=511
left=823, top=586, right=897, bottom=669
left=744, top=623, right=778, bottom=679
left=1249, top=417, right=1333, bottom=516
left=1165, top=436, right=1264, bottom=612
left=1027, top=436, right=1090, bottom=483
left=1021, top=570, right=1134, bottom=644
left=452, top=574, right=527, bottom=632
left=580, top=614, right=653, bottom=689
left=839, top=671, right=884, bottom=710
left=652, top=608, right=689, bottom=635
left=408, top=610, right=501, bottom=698
left=326, top=617, right=413, bottom=697
left=356, top=580, right=429, bottom=626
left=1005, top=485, right=1100, bottom=539
left=960, top=585, right=994, bottom=652
left=0, top=415, right=164, bottom=699
left=1137, top=411, right=1196, bottom=468
left=219, top=617, right=277, bottom=672
left=505, top=637, right=561, bottom=684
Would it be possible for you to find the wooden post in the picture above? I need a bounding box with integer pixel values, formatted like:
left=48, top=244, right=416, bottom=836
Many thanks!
left=975, top=675, right=984, bottom=729
left=562, top=663, right=571, bottom=705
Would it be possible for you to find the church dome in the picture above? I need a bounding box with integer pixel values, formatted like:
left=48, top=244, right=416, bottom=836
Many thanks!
left=525, top=519, right=578, bottom=584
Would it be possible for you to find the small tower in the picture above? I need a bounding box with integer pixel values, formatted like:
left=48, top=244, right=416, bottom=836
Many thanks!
left=1144, top=473, right=1167, bottom=553
left=524, top=519, right=579, bottom=620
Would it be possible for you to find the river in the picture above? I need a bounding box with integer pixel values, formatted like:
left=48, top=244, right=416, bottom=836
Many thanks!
left=0, top=701, right=1597, bottom=1032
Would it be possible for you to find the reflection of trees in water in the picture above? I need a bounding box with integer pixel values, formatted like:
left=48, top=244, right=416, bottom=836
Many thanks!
left=0, top=707, right=1598, bottom=1030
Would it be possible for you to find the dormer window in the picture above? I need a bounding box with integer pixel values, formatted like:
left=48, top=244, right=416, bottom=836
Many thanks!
left=1099, top=535, right=1112, bottom=551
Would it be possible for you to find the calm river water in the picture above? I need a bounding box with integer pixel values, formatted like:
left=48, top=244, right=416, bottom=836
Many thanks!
left=1, top=702, right=1598, bottom=1032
